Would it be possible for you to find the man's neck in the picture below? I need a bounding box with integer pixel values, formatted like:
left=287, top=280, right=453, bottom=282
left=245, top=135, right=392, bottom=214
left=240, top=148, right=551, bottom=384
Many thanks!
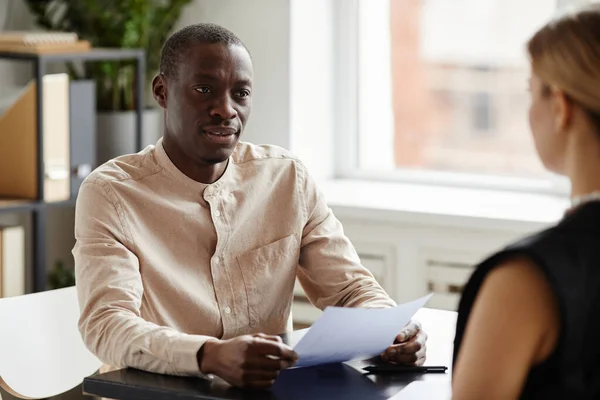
left=186, top=160, right=229, bottom=184
left=162, top=137, right=229, bottom=184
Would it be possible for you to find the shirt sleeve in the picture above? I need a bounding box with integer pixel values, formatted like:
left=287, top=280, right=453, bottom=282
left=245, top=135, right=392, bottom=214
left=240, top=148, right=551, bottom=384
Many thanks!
left=295, top=162, right=396, bottom=310
left=73, top=180, right=213, bottom=377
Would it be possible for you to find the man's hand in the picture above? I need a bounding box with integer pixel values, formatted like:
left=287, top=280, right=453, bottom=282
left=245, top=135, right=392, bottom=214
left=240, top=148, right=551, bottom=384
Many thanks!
left=199, top=333, right=298, bottom=389
left=381, top=320, right=427, bottom=365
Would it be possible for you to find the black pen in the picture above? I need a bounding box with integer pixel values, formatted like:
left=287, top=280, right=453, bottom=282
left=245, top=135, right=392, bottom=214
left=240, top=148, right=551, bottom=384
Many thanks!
left=363, top=365, right=448, bottom=374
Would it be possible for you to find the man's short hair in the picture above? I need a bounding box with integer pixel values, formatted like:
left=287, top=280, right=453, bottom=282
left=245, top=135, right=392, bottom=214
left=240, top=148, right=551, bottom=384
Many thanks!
left=159, top=23, right=248, bottom=79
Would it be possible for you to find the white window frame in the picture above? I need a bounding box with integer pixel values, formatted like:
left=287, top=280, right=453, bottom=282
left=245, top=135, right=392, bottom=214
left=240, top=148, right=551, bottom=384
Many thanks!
left=333, top=0, right=571, bottom=196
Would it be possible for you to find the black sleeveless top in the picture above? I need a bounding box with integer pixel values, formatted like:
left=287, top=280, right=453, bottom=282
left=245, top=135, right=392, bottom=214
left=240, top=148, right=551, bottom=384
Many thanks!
left=453, top=202, right=600, bottom=399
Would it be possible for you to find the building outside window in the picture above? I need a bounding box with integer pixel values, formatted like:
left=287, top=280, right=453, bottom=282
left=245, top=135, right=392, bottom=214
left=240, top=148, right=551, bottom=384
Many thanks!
left=345, top=0, right=589, bottom=192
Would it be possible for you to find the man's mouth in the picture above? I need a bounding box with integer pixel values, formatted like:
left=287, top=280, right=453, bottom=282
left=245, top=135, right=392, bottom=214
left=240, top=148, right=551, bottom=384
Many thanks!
left=206, top=131, right=233, bottom=136
left=203, top=128, right=238, bottom=145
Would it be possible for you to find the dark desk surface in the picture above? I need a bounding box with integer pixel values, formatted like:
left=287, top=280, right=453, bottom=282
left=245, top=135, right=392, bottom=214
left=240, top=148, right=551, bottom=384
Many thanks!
left=83, top=308, right=455, bottom=400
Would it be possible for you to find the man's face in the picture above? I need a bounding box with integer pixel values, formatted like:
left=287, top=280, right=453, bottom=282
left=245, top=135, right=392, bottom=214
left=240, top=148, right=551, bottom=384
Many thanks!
left=156, top=43, right=253, bottom=165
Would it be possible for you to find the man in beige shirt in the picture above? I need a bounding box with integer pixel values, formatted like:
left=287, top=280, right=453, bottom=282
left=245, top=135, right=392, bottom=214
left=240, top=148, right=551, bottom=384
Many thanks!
left=74, top=23, right=427, bottom=389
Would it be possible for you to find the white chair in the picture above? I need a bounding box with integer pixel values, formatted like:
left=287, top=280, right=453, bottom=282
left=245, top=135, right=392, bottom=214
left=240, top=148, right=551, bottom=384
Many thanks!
left=0, top=286, right=102, bottom=399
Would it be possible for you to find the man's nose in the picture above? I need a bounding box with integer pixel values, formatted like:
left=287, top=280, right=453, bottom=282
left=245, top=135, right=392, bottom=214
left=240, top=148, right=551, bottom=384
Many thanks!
left=210, top=95, right=237, bottom=120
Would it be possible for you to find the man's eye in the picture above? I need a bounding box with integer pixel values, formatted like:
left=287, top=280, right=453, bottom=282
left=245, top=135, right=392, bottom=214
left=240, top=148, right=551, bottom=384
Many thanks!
left=195, top=87, right=212, bottom=94
left=236, top=90, right=251, bottom=98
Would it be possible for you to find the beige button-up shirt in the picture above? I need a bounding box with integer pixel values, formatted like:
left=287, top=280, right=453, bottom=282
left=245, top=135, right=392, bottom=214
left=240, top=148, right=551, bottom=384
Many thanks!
left=73, top=138, right=395, bottom=377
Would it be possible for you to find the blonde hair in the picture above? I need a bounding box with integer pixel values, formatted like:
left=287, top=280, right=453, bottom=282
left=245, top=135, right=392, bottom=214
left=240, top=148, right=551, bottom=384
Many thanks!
left=527, top=4, right=600, bottom=130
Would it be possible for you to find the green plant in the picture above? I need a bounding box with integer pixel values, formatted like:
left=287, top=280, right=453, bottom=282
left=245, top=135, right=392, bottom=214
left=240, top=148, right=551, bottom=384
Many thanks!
left=47, top=260, right=76, bottom=289
left=25, top=0, right=192, bottom=111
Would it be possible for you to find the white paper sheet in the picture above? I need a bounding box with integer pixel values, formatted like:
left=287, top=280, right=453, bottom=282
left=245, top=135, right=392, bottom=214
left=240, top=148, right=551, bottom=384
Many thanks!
left=293, top=294, right=433, bottom=368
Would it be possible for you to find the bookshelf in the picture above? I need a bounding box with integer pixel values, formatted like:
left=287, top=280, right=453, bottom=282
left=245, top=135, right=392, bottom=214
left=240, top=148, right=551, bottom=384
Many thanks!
left=0, top=48, right=145, bottom=292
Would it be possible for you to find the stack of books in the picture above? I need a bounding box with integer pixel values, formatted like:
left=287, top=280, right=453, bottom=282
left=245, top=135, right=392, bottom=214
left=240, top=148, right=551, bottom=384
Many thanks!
left=0, top=31, right=90, bottom=54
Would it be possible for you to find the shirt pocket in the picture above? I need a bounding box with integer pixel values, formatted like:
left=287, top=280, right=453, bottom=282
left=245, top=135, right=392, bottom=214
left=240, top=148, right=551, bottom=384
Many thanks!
left=236, top=234, right=299, bottom=328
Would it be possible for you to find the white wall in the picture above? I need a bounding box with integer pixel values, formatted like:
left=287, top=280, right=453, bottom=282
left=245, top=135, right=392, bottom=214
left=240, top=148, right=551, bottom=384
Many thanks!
left=357, top=0, right=395, bottom=170
left=0, top=1, right=35, bottom=94
left=290, top=0, right=336, bottom=181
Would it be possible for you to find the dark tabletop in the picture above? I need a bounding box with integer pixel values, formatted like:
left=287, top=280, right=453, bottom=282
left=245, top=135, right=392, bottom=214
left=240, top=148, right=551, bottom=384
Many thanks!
left=82, top=330, right=451, bottom=400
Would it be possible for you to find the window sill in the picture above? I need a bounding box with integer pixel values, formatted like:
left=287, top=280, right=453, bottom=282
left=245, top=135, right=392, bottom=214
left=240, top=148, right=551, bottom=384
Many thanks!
left=322, top=179, right=569, bottom=233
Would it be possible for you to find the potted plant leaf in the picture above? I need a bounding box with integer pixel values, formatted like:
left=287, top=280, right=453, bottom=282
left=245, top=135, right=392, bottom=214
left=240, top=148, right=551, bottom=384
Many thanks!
left=47, top=260, right=76, bottom=289
left=25, top=0, right=192, bottom=164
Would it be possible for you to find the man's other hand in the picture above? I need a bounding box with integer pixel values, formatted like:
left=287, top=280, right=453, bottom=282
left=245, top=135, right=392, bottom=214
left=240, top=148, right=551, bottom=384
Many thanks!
left=380, top=320, right=427, bottom=365
left=199, top=333, right=298, bottom=389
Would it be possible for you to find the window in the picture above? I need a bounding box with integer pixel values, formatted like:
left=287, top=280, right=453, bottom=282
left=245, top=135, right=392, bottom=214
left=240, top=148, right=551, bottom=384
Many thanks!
left=337, top=0, right=587, bottom=193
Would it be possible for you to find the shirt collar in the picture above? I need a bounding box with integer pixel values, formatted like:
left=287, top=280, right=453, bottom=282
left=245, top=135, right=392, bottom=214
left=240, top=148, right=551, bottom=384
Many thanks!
left=153, top=137, right=234, bottom=194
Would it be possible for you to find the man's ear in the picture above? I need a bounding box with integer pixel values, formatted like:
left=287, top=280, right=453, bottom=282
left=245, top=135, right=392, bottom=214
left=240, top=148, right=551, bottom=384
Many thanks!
left=152, top=73, right=168, bottom=109
left=552, top=88, right=573, bottom=133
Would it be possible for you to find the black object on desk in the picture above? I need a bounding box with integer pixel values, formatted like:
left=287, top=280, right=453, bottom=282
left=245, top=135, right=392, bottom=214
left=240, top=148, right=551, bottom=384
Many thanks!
left=363, top=365, right=448, bottom=374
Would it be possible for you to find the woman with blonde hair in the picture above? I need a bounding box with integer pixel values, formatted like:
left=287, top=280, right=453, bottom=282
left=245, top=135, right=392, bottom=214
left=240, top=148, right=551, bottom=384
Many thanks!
left=452, top=4, right=600, bottom=399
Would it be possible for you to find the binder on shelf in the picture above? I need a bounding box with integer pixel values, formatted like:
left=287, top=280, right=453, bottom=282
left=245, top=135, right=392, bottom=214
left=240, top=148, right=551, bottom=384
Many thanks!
left=0, top=225, right=26, bottom=298
left=69, top=80, right=96, bottom=198
left=0, top=73, right=71, bottom=201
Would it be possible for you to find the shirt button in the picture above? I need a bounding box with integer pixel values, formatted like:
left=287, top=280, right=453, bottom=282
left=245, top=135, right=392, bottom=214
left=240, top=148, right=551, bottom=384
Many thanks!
left=224, top=307, right=232, bottom=314
left=214, top=210, right=221, bottom=217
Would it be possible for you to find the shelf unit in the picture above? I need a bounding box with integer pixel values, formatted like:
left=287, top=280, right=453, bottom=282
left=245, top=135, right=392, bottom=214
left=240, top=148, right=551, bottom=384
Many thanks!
left=0, top=48, right=145, bottom=292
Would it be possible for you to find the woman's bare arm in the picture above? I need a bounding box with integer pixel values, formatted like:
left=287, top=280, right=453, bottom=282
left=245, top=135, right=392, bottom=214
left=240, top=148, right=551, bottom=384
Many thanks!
left=452, top=257, right=559, bottom=400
